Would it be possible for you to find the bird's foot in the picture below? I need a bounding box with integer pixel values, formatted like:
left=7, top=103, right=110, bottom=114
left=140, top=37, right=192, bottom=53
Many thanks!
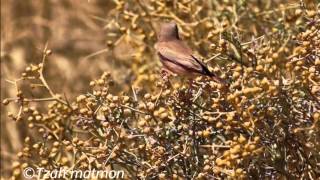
left=160, top=69, right=169, bottom=79
left=187, top=79, right=195, bottom=95
left=160, top=69, right=173, bottom=88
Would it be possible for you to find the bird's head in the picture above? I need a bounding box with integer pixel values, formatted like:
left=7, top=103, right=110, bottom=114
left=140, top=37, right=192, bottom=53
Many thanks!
left=158, top=22, right=180, bottom=42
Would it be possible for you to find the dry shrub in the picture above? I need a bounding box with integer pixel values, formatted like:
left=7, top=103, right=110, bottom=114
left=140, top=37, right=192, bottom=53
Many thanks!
left=1, top=0, right=320, bottom=179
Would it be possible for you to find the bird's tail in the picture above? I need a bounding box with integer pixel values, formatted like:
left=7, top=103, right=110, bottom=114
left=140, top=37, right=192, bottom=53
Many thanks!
left=192, top=55, right=228, bottom=87
left=210, top=74, right=226, bottom=85
left=202, top=68, right=228, bottom=87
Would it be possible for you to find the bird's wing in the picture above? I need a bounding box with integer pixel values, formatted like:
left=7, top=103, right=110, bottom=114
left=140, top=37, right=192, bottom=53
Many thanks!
left=155, top=41, right=207, bottom=74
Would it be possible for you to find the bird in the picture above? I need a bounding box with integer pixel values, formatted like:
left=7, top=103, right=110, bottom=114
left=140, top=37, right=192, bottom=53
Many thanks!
left=154, top=22, right=226, bottom=85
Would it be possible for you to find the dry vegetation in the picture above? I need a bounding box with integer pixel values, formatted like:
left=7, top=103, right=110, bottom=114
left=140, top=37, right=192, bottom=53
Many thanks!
left=1, top=0, right=320, bottom=179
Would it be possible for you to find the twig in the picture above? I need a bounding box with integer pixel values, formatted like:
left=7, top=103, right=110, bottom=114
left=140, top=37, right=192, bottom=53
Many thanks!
left=204, top=53, right=221, bottom=63
left=38, top=43, right=68, bottom=106
left=200, top=144, right=230, bottom=148
left=6, top=97, right=61, bottom=103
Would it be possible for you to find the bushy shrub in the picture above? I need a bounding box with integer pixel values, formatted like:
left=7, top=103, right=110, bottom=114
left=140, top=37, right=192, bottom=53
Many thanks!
left=2, top=0, right=319, bottom=179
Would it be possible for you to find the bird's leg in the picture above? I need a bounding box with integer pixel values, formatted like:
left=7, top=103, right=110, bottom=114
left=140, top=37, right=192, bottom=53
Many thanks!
left=188, top=78, right=194, bottom=89
left=187, top=78, right=194, bottom=96
left=160, top=68, right=173, bottom=88
left=160, top=68, right=169, bottom=79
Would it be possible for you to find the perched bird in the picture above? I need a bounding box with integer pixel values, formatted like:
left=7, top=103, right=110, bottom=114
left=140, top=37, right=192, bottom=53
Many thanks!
left=155, top=22, right=225, bottom=85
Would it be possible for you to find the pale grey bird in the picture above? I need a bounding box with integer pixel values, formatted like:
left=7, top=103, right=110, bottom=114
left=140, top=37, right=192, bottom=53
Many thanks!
left=155, top=22, right=225, bottom=85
